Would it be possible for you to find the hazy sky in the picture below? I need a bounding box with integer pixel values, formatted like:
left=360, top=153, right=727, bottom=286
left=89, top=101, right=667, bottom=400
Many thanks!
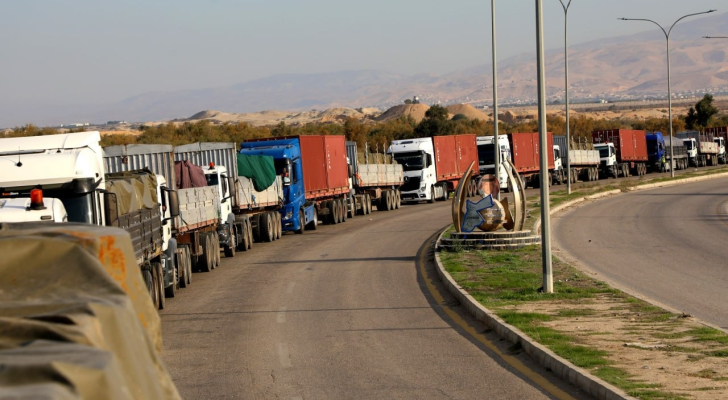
left=0, top=0, right=723, bottom=107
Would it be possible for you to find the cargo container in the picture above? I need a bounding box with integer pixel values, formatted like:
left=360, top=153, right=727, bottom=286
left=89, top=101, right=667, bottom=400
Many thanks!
left=509, top=132, right=555, bottom=188
left=346, top=141, right=403, bottom=214
left=104, top=144, right=222, bottom=298
left=645, top=133, right=689, bottom=172
left=591, top=129, right=648, bottom=178
left=240, top=135, right=351, bottom=233
left=389, top=134, right=479, bottom=203
left=676, top=131, right=719, bottom=167
left=553, top=135, right=600, bottom=183
left=172, top=142, right=284, bottom=253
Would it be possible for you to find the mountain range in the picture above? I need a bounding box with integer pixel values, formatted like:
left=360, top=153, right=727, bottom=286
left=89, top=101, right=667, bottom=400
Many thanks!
left=6, top=12, right=728, bottom=128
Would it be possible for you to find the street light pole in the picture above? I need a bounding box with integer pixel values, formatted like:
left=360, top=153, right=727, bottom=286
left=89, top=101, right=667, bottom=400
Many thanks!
left=704, top=36, right=728, bottom=39
left=557, top=0, right=573, bottom=194
left=620, top=10, right=717, bottom=178
left=536, top=0, right=553, bottom=294
left=491, top=0, right=501, bottom=201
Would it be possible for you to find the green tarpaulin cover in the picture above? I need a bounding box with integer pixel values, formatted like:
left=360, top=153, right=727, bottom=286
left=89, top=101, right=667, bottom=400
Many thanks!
left=237, top=153, right=277, bottom=192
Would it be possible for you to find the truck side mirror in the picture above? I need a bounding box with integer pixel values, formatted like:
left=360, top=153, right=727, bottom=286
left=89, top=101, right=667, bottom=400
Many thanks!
left=348, top=165, right=353, bottom=178
left=227, top=176, right=237, bottom=204
left=167, top=190, right=180, bottom=218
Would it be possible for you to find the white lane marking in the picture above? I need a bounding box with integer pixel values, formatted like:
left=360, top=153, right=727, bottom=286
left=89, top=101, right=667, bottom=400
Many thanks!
left=277, top=343, right=292, bottom=368
left=286, top=282, right=296, bottom=293
left=277, top=307, right=287, bottom=324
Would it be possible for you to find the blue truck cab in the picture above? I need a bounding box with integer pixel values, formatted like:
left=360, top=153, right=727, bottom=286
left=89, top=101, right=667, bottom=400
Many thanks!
left=645, top=132, right=666, bottom=172
left=240, top=138, right=316, bottom=234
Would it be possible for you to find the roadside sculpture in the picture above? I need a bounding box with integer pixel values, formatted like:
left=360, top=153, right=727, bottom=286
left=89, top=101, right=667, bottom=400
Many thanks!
left=451, top=160, right=526, bottom=233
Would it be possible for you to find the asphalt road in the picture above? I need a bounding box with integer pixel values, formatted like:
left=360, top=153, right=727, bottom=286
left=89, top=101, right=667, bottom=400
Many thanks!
left=552, top=177, right=728, bottom=330
left=161, top=201, right=593, bottom=400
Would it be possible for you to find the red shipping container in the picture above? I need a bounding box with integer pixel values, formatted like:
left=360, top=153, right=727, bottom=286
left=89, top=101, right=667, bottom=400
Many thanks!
left=455, top=134, right=480, bottom=177
left=433, top=136, right=459, bottom=181
left=299, top=135, right=349, bottom=198
left=591, top=129, right=648, bottom=162
left=509, top=132, right=554, bottom=173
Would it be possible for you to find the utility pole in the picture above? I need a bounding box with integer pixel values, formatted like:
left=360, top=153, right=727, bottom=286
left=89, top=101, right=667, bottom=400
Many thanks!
left=557, top=0, right=573, bottom=194
left=536, top=0, right=553, bottom=294
left=491, top=0, right=500, bottom=200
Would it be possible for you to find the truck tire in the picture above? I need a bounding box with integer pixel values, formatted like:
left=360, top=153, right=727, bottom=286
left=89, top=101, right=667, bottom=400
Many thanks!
left=179, top=246, right=190, bottom=288
left=348, top=196, right=356, bottom=219
left=306, top=209, right=318, bottom=230
left=295, top=210, right=305, bottom=234
left=214, top=235, right=221, bottom=268
left=224, top=228, right=236, bottom=258
left=198, top=234, right=213, bottom=273
left=275, top=212, right=282, bottom=239
left=164, top=261, right=177, bottom=298
left=260, top=212, right=273, bottom=242
left=428, top=186, right=435, bottom=204
left=340, top=199, right=347, bottom=222
left=395, top=190, right=401, bottom=209
left=251, top=214, right=262, bottom=243
left=143, top=269, right=156, bottom=308
left=367, top=194, right=373, bottom=214
left=154, top=262, right=165, bottom=310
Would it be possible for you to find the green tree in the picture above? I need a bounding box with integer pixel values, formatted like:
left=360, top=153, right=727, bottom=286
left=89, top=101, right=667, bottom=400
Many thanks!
left=685, top=94, right=718, bottom=129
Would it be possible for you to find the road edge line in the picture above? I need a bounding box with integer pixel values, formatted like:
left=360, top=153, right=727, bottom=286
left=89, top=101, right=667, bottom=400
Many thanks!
left=432, top=229, right=637, bottom=400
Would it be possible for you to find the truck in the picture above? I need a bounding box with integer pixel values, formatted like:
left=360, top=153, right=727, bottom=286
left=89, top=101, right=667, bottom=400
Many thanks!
left=553, top=135, right=600, bottom=183
left=476, top=135, right=512, bottom=190
left=676, top=131, right=719, bottom=167
left=173, top=142, right=284, bottom=254
left=389, top=134, right=479, bottom=203
left=509, top=132, right=555, bottom=188
left=645, top=132, right=689, bottom=172
left=591, top=129, right=648, bottom=178
left=240, top=135, right=350, bottom=233
left=0, top=132, right=180, bottom=311
left=703, top=127, right=727, bottom=164
left=104, top=143, right=222, bottom=301
left=346, top=141, right=403, bottom=213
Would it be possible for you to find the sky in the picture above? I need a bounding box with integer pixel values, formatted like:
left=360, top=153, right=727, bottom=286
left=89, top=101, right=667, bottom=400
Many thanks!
left=0, top=0, right=723, bottom=109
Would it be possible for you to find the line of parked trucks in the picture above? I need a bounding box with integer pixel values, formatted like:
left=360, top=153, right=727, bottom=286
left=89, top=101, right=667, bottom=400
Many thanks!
left=478, top=128, right=728, bottom=189
left=2, top=127, right=725, bottom=310
left=0, top=132, right=481, bottom=311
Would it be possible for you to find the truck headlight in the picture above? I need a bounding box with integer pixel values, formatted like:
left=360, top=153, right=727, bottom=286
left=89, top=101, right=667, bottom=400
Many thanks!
left=284, top=210, right=293, bottom=220
left=420, top=184, right=427, bottom=190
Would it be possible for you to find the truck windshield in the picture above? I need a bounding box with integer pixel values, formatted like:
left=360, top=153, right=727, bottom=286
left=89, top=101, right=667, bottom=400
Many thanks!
left=596, top=146, right=610, bottom=158
left=392, top=152, right=425, bottom=171
left=685, top=141, right=695, bottom=150
left=478, top=144, right=495, bottom=165
left=206, top=174, right=218, bottom=186
left=37, top=190, right=95, bottom=224
left=646, top=140, right=658, bottom=155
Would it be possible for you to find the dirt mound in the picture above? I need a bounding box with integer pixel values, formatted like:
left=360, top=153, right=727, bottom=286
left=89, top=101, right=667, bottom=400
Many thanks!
left=188, top=110, right=220, bottom=120
left=376, top=104, right=430, bottom=123
left=446, top=104, right=490, bottom=121
left=356, top=107, right=381, bottom=116
left=318, top=108, right=365, bottom=122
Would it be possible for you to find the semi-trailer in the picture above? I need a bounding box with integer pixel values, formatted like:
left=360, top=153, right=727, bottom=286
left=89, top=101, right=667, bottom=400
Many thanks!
left=645, top=132, right=689, bottom=172
left=0, top=132, right=180, bottom=310
left=104, top=143, right=222, bottom=300
left=476, top=135, right=511, bottom=190
left=591, top=129, right=648, bottom=178
left=240, top=135, right=350, bottom=233
left=553, top=135, right=600, bottom=183
left=703, top=127, right=727, bottom=164
left=346, top=141, right=404, bottom=213
left=389, top=134, right=479, bottom=203
left=173, top=142, right=284, bottom=252
left=676, top=131, right=719, bottom=167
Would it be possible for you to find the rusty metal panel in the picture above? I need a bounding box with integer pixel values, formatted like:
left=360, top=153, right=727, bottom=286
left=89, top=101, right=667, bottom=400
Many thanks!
left=299, top=136, right=328, bottom=195
left=433, top=136, right=458, bottom=180
left=509, top=132, right=554, bottom=173
left=455, top=134, right=480, bottom=177
left=324, top=135, right=349, bottom=191
left=173, top=142, right=237, bottom=175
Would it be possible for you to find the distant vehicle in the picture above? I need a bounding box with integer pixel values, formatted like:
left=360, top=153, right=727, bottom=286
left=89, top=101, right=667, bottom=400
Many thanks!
left=346, top=141, right=403, bottom=213
left=592, top=129, right=648, bottom=178
left=553, top=135, right=600, bottom=183
left=676, top=131, right=719, bottom=167
left=645, top=132, right=688, bottom=172
left=476, top=135, right=511, bottom=190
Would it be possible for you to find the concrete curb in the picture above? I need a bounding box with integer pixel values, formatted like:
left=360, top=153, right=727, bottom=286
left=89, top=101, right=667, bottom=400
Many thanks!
left=533, top=170, right=728, bottom=235
left=433, top=232, right=635, bottom=400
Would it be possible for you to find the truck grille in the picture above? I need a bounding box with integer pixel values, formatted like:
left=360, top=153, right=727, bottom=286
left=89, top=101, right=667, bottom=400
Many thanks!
left=400, top=176, right=421, bottom=192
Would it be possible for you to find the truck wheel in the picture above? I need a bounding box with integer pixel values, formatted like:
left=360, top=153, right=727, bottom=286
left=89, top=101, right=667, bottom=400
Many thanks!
left=224, top=231, right=236, bottom=258
left=260, top=212, right=273, bottom=242
left=368, top=194, right=374, bottom=214
left=395, top=190, right=401, bottom=209
left=349, top=196, right=356, bottom=218
left=275, top=212, right=282, bottom=239
left=198, top=234, right=213, bottom=273
left=295, top=210, right=305, bottom=234
left=214, top=235, right=221, bottom=267
left=155, top=262, right=165, bottom=310
left=143, top=269, right=156, bottom=308
left=306, top=209, right=318, bottom=230
left=251, top=214, right=262, bottom=243
left=428, top=187, right=436, bottom=204
left=389, top=189, right=396, bottom=209
left=180, top=246, right=191, bottom=288
left=340, top=199, right=347, bottom=222
left=177, top=248, right=187, bottom=289
left=164, top=261, right=177, bottom=298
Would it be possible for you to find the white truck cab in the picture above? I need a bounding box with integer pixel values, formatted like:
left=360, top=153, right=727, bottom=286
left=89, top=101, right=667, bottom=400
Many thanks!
left=713, top=137, right=726, bottom=164
left=476, top=135, right=511, bottom=189
left=389, top=138, right=440, bottom=202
